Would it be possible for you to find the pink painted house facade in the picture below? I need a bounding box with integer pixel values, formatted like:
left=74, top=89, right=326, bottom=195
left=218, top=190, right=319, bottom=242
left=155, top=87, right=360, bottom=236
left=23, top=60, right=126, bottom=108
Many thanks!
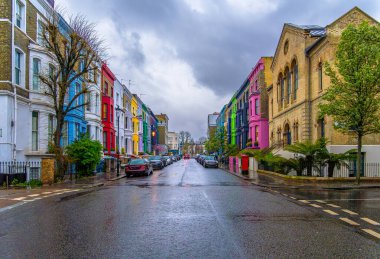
left=248, top=57, right=272, bottom=149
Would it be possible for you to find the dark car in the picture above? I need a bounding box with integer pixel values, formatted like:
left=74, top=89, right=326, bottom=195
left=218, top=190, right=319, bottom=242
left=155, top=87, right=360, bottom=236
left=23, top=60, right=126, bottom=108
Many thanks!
left=148, top=156, right=164, bottom=170
left=125, top=159, right=153, bottom=177
left=203, top=156, right=218, bottom=168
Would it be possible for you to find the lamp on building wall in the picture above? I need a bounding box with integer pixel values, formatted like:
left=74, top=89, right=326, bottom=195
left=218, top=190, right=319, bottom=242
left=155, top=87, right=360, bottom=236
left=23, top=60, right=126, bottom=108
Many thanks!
left=115, top=105, right=123, bottom=177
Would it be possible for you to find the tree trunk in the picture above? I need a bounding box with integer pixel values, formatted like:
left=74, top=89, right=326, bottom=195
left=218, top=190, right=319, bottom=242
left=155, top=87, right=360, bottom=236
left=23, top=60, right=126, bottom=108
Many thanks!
left=356, top=134, right=362, bottom=185
left=54, top=115, right=65, bottom=180
left=328, top=161, right=336, bottom=177
left=306, top=157, right=312, bottom=176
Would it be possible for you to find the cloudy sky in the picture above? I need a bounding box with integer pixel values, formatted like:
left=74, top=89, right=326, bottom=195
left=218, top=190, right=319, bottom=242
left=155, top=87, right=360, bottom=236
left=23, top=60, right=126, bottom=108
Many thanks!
left=56, top=0, right=380, bottom=139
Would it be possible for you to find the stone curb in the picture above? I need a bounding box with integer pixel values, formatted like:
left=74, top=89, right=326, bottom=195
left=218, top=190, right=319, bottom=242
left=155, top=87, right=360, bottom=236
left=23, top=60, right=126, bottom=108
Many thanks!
left=82, top=182, right=105, bottom=189
left=107, top=175, right=127, bottom=181
left=219, top=166, right=380, bottom=190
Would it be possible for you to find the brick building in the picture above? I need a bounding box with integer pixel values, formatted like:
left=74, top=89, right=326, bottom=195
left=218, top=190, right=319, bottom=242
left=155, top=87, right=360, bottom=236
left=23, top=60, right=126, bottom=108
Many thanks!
left=268, top=7, right=380, bottom=163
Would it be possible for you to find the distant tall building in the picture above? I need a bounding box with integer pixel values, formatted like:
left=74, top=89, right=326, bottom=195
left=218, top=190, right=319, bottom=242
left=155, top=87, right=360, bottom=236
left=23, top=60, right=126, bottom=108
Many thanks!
left=208, top=112, right=219, bottom=138
left=156, top=114, right=169, bottom=145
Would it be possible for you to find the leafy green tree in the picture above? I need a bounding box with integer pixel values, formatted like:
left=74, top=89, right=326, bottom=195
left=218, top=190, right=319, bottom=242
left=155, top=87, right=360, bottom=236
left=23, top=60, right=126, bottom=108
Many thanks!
left=319, top=22, right=380, bottom=183
left=205, top=126, right=226, bottom=154
left=65, top=134, right=102, bottom=176
left=224, top=144, right=239, bottom=157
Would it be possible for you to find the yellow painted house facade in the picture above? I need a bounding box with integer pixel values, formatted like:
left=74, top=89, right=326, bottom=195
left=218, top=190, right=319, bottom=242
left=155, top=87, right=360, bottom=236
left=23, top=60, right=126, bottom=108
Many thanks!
left=131, top=95, right=139, bottom=155
left=268, top=7, right=380, bottom=163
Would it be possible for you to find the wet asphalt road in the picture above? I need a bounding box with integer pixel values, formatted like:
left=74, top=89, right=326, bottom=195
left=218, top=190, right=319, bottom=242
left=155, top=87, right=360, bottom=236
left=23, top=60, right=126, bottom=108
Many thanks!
left=0, top=159, right=379, bottom=258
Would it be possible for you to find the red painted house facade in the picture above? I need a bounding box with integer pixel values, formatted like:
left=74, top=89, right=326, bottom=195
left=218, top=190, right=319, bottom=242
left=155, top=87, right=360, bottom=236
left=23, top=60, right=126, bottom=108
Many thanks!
left=101, top=63, right=116, bottom=155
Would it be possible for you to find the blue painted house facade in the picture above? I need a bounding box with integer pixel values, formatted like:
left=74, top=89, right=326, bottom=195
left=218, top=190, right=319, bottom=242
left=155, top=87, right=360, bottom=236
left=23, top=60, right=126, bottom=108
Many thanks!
left=58, top=16, right=87, bottom=147
left=235, top=80, right=250, bottom=150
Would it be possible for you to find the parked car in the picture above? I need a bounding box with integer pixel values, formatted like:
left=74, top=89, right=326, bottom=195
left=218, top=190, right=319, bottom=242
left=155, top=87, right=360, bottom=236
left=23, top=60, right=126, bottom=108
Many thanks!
left=203, top=156, right=218, bottom=168
left=163, top=156, right=172, bottom=165
left=184, top=154, right=190, bottom=159
left=197, top=155, right=206, bottom=164
left=148, top=156, right=164, bottom=170
left=125, top=159, right=153, bottom=177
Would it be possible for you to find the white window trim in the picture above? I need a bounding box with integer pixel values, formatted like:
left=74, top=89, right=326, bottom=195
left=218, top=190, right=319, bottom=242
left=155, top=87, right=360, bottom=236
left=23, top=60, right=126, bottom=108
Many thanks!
left=31, top=57, right=41, bottom=91
left=32, top=111, right=39, bottom=151
left=36, top=14, right=47, bottom=46
left=14, top=47, right=25, bottom=88
left=15, top=0, right=27, bottom=32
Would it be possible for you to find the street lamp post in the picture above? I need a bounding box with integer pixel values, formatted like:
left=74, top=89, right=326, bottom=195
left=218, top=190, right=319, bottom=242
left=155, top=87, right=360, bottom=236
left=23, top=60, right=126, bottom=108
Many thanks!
left=115, top=105, right=123, bottom=177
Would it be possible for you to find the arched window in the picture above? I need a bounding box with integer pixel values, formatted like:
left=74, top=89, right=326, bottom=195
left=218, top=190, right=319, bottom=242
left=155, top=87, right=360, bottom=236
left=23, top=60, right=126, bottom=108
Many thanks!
left=278, top=73, right=284, bottom=107
left=285, top=67, right=291, bottom=104
left=318, top=118, right=325, bottom=138
left=32, top=58, right=41, bottom=90
left=293, top=122, right=299, bottom=142
left=284, top=123, right=291, bottom=145
left=280, top=74, right=284, bottom=106
left=292, top=59, right=298, bottom=100
left=277, top=128, right=282, bottom=145
left=318, top=62, right=323, bottom=91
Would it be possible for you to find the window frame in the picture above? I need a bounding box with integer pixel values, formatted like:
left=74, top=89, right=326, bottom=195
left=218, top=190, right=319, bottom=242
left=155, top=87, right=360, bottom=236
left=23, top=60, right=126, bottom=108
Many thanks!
left=15, top=0, right=26, bottom=31
left=32, top=58, right=41, bottom=91
left=32, top=111, right=39, bottom=151
left=318, top=62, right=323, bottom=91
left=15, top=49, right=24, bottom=86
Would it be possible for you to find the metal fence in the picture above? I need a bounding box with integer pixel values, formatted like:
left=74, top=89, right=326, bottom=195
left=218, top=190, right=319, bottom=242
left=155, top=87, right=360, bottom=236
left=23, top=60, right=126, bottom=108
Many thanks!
left=287, top=162, right=380, bottom=178
left=0, top=161, right=41, bottom=186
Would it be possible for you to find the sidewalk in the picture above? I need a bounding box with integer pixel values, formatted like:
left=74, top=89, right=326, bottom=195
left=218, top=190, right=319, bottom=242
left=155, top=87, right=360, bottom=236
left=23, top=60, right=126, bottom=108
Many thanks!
left=0, top=172, right=126, bottom=212
left=220, top=166, right=380, bottom=190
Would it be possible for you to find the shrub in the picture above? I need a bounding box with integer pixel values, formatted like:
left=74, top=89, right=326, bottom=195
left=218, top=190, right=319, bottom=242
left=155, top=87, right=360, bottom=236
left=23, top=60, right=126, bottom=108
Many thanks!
left=66, top=134, right=102, bottom=177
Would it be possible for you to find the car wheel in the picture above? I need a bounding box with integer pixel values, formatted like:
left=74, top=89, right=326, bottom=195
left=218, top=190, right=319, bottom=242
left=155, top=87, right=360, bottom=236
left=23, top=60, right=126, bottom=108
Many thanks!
left=126, top=173, right=131, bottom=178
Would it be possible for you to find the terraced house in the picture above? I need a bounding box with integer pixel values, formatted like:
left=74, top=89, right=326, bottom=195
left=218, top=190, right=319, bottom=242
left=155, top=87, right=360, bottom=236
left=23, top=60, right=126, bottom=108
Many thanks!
left=0, top=0, right=57, bottom=161
left=101, top=63, right=116, bottom=156
left=248, top=57, right=272, bottom=149
left=268, top=7, right=380, bottom=163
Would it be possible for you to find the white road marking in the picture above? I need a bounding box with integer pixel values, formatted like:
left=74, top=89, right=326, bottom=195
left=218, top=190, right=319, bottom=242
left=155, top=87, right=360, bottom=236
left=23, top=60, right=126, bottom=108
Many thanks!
left=309, top=204, right=322, bottom=208
left=362, top=229, right=380, bottom=239
left=299, top=200, right=310, bottom=204
left=361, top=218, right=380, bottom=226
left=324, top=210, right=339, bottom=216
left=282, top=194, right=289, bottom=197
left=342, top=209, right=358, bottom=215
left=272, top=190, right=279, bottom=193
left=327, top=203, right=340, bottom=208
left=41, top=192, right=52, bottom=194
left=0, top=202, right=28, bottom=213
left=340, top=218, right=360, bottom=226
left=289, top=196, right=297, bottom=200
left=27, top=194, right=40, bottom=197
left=315, top=200, right=326, bottom=204
left=12, top=197, right=27, bottom=201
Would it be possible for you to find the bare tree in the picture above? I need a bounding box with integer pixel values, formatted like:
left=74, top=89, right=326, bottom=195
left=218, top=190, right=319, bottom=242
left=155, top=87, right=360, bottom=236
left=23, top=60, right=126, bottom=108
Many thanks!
left=179, top=131, right=192, bottom=154
left=40, top=9, right=106, bottom=179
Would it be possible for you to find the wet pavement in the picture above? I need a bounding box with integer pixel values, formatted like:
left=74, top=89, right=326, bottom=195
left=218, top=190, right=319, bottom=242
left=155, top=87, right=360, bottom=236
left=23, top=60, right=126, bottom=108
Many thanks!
left=0, top=159, right=379, bottom=258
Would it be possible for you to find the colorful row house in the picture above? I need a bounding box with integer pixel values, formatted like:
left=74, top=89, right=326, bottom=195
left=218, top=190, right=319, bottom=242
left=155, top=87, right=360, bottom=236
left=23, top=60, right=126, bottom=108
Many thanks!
left=216, top=7, right=380, bottom=164
left=0, top=0, right=164, bottom=165
left=101, top=63, right=116, bottom=155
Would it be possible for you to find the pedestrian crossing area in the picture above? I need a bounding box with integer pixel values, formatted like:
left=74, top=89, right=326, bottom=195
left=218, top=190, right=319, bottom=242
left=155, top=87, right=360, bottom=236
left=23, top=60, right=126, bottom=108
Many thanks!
left=0, top=189, right=81, bottom=203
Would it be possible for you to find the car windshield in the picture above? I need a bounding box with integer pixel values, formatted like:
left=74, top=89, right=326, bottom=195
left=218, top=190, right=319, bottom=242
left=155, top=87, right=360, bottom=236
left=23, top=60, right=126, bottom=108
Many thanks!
left=163, top=156, right=169, bottom=159
left=129, top=159, right=145, bottom=165
left=205, top=156, right=216, bottom=161
left=149, top=156, right=161, bottom=160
